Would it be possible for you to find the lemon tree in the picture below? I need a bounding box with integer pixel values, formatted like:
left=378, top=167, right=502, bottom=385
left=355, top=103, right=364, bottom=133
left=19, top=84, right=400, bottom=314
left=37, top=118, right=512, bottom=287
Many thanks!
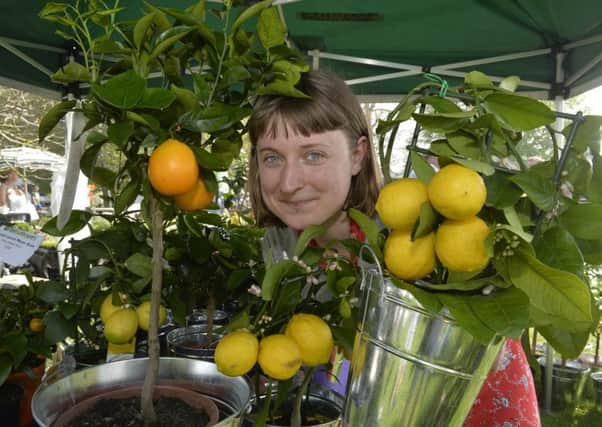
left=376, top=178, right=428, bottom=230
left=104, top=308, right=139, bottom=345
left=384, top=229, right=436, bottom=280
left=257, top=334, right=303, bottom=381
left=371, top=70, right=600, bottom=357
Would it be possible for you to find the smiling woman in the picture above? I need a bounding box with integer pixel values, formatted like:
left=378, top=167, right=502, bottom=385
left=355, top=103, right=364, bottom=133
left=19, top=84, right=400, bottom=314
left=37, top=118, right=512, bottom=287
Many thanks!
left=248, top=70, right=381, bottom=250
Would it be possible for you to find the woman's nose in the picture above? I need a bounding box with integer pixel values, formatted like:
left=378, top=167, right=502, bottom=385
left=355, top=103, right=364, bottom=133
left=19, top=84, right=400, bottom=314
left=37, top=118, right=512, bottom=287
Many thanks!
left=280, top=161, right=304, bottom=193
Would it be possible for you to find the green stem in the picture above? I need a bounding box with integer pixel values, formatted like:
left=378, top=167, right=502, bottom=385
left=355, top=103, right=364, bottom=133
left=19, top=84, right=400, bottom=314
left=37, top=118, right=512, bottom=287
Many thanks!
left=291, top=367, right=315, bottom=427
left=207, top=6, right=231, bottom=107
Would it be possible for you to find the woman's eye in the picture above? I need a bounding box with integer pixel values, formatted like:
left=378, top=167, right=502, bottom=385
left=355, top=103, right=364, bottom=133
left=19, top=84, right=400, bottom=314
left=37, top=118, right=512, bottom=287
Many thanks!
left=306, top=151, right=325, bottom=162
left=262, top=154, right=282, bottom=166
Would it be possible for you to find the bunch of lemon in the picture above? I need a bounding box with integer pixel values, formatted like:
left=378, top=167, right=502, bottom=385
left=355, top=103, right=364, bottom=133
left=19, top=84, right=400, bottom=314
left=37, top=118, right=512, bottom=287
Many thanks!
left=147, top=138, right=213, bottom=211
left=376, top=163, right=490, bottom=281
left=100, top=294, right=167, bottom=345
left=215, top=313, right=334, bottom=380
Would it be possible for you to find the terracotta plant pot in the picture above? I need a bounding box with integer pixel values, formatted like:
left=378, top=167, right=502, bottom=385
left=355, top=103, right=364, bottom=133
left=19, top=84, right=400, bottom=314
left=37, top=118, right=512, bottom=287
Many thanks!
left=6, top=357, right=45, bottom=427
left=53, top=384, right=219, bottom=427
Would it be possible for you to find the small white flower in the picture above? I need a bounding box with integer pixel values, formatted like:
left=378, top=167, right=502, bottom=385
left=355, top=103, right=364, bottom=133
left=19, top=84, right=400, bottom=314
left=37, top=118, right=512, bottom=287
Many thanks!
left=482, top=284, right=495, bottom=296
left=247, top=284, right=262, bottom=297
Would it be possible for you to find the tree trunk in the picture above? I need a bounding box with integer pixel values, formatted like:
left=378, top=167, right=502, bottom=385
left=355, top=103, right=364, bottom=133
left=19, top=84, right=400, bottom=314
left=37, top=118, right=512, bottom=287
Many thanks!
left=141, top=195, right=164, bottom=425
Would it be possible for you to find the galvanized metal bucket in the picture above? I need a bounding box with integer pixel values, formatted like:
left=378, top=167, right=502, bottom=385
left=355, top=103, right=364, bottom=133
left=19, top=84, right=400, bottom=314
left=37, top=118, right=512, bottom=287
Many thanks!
left=32, top=357, right=250, bottom=427
left=343, top=248, right=504, bottom=427
left=166, top=324, right=224, bottom=362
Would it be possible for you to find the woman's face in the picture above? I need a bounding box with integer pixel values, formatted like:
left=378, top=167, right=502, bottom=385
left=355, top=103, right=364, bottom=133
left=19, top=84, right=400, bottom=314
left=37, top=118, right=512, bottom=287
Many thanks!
left=257, top=123, right=366, bottom=231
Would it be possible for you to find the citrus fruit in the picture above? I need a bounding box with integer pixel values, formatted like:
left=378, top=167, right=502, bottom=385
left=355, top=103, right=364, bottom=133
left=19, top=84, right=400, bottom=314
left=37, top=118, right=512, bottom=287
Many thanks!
left=148, top=138, right=199, bottom=196
left=427, top=164, right=486, bottom=220
left=257, top=334, right=302, bottom=380
left=29, top=318, right=44, bottom=332
left=376, top=178, right=429, bottom=230
left=174, top=178, right=213, bottom=212
left=100, top=293, right=126, bottom=322
left=435, top=216, right=491, bottom=272
left=384, top=229, right=436, bottom=281
left=136, top=301, right=167, bottom=331
left=215, top=330, right=259, bottom=377
left=285, top=313, right=334, bottom=367
left=104, top=308, right=139, bottom=345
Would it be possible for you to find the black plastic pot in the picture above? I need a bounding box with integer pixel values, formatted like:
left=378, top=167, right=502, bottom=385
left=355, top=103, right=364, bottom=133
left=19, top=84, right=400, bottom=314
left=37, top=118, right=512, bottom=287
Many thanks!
left=538, top=357, right=591, bottom=412
left=0, top=382, right=24, bottom=427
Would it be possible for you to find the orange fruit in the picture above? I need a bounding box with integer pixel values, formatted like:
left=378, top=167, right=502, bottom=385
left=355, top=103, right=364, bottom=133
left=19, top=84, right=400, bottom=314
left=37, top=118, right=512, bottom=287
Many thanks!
left=174, top=178, right=213, bottom=211
left=148, top=139, right=199, bottom=196
left=29, top=318, right=44, bottom=332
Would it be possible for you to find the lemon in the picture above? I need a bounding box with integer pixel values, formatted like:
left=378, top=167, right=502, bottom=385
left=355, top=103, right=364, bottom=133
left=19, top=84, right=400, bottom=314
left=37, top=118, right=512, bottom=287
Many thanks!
left=257, top=334, right=302, bottom=380
left=100, top=293, right=126, bottom=322
left=427, top=164, right=486, bottom=220
left=384, top=229, right=436, bottom=281
left=285, top=313, right=334, bottom=367
left=104, top=308, right=139, bottom=344
left=215, top=331, right=259, bottom=377
left=376, top=178, right=429, bottom=230
left=435, top=216, right=491, bottom=272
left=136, top=301, right=167, bottom=331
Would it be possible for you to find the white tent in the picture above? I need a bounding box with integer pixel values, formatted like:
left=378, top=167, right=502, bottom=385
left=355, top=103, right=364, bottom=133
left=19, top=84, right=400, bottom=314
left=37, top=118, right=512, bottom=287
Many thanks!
left=0, top=146, right=64, bottom=173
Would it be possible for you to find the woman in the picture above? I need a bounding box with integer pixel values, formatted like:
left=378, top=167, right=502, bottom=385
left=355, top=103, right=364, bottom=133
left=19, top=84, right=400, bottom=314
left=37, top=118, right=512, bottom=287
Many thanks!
left=0, top=170, right=18, bottom=214
left=247, top=70, right=540, bottom=426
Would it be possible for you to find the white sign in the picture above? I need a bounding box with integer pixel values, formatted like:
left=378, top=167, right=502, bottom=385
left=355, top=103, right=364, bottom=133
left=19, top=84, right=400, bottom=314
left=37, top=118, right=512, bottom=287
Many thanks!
left=0, top=226, right=44, bottom=267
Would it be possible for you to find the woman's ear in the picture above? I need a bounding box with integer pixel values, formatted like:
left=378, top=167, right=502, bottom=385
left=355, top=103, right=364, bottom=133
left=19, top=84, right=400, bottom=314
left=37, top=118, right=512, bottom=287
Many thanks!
left=351, top=136, right=368, bottom=176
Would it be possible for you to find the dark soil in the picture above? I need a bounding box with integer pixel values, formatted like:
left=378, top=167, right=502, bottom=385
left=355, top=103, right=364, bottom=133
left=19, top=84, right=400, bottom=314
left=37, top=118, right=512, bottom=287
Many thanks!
left=64, top=396, right=210, bottom=427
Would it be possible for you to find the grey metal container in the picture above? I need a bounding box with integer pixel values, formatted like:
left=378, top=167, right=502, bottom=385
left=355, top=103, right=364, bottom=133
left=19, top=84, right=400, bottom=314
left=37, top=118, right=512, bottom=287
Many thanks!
left=31, top=357, right=250, bottom=427
left=538, top=357, right=590, bottom=411
left=166, top=324, right=224, bottom=362
left=343, top=254, right=504, bottom=427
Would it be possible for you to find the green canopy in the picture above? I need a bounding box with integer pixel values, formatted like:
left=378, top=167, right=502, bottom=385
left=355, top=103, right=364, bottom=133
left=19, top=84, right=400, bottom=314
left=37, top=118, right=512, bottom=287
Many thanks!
left=0, top=0, right=600, bottom=99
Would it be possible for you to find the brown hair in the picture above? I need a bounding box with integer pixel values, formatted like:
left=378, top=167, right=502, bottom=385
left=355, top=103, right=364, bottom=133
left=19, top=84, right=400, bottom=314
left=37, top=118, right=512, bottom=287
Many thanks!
left=248, top=70, right=381, bottom=227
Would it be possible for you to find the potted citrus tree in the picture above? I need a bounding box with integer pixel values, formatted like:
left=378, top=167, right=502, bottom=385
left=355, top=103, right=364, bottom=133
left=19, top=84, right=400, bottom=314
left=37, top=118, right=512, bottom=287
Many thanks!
left=33, top=0, right=306, bottom=425
left=335, top=71, right=602, bottom=426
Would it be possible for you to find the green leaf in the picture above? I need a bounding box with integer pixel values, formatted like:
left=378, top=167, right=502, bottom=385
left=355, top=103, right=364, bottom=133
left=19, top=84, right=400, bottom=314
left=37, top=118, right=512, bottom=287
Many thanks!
left=468, top=287, right=530, bottom=339
left=136, top=88, right=177, bottom=110
left=294, top=225, right=325, bottom=257
left=537, top=326, right=590, bottom=359
left=171, top=85, right=198, bottom=110
left=447, top=132, right=481, bottom=160
left=36, top=281, right=70, bottom=304
left=107, top=120, right=133, bottom=147
left=559, top=203, right=602, bottom=239
left=227, top=269, right=252, bottom=291
left=0, top=355, right=11, bottom=385
left=413, top=112, right=473, bottom=133
left=533, top=227, right=584, bottom=277
left=413, top=201, right=437, bottom=238
left=42, top=210, right=92, bottom=236
left=502, top=207, right=533, bottom=242
left=256, top=80, right=309, bottom=98
left=178, top=105, right=252, bottom=133
left=389, top=277, right=442, bottom=313
left=499, top=76, right=520, bottom=92
left=484, top=172, right=522, bottom=208
left=483, top=93, right=555, bottom=131
left=131, top=276, right=152, bottom=293
left=124, top=253, right=153, bottom=278
left=192, top=147, right=228, bottom=171
left=50, top=61, right=91, bottom=83
left=114, top=175, right=140, bottom=216
left=562, top=115, right=602, bottom=154
left=258, top=7, right=286, bottom=49
left=231, top=0, right=273, bottom=34
left=451, top=157, right=495, bottom=176
left=437, top=293, right=496, bottom=344
left=149, top=26, right=195, bottom=62
left=409, top=152, right=436, bottom=183
left=465, top=71, right=493, bottom=87
left=39, top=100, right=76, bottom=142
left=587, top=154, right=602, bottom=203
left=576, top=238, right=602, bottom=264
left=508, top=248, right=592, bottom=332
left=92, top=70, right=146, bottom=109
left=44, top=310, right=75, bottom=343
left=418, top=95, right=462, bottom=113
left=261, top=259, right=299, bottom=301
left=509, top=171, right=556, bottom=211
left=134, top=11, right=156, bottom=50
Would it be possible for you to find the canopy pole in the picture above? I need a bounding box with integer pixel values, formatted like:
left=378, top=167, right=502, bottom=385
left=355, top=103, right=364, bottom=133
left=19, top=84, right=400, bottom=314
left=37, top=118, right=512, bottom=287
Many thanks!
left=544, top=49, right=566, bottom=415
